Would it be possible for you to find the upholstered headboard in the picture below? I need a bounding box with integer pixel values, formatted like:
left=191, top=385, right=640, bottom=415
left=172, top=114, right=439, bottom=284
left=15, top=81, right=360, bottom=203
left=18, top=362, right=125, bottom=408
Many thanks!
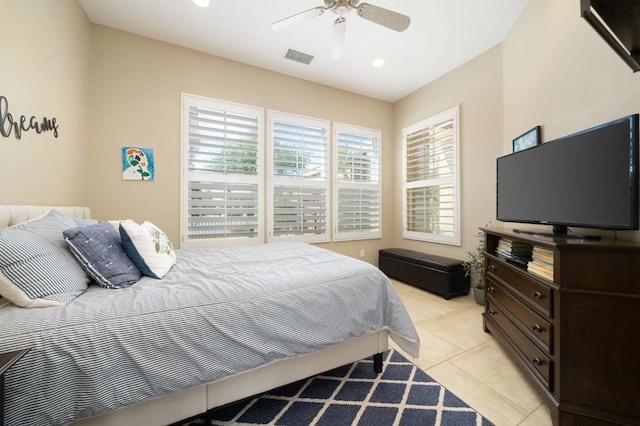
left=0, top=205, right=91, bottom=230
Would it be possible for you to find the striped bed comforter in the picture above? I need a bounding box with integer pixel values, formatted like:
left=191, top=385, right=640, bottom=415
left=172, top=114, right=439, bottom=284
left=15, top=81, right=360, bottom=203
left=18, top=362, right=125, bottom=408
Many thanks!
left=0, top=242, right=419, bottom=426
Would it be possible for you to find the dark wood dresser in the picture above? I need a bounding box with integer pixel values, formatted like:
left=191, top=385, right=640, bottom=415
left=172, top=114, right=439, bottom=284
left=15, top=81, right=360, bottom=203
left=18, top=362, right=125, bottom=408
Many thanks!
left=482, top=228, right=640, bottom=426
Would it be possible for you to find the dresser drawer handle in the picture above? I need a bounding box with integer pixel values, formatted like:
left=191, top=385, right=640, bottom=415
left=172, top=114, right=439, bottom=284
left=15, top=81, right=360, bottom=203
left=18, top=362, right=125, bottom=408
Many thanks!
left=532, top=291, right=543, bottom=299
left=487, top=309, right=497, bottom=316
left=532, top=324, right=543, bottom=332
left=488, top=286, right=495, bottom=293
left=530, top=357, right=543, bottom=366
left=488, top=264, right=496, bottom=272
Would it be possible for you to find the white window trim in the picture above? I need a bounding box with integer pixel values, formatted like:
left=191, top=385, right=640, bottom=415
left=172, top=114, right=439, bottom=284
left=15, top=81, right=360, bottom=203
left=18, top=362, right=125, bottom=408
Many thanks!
left=180, top=93, right=264, bottom=248
left=267, top=110, right=330, bottom=243
left=402, top=105, right=461, bottom=246
left=332, top=122, right=382, bottom=241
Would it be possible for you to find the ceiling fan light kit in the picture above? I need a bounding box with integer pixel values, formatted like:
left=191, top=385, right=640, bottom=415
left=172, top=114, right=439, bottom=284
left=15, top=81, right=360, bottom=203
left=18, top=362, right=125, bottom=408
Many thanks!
left=331, top=17, right=347, bottom=59
left=327, top=0, right=351, bottom=15
left=273, top=0, right=410, bottom=59
left=372, top=57, right=386, bottom=67
left=191, top=0, right=210, bottom=8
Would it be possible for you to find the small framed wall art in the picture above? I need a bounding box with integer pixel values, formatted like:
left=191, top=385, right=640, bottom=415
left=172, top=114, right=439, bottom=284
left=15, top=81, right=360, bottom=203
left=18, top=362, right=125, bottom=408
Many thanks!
left=512, top=126, right=541, bottom=152
left=122, top=147, right=154, bottom=181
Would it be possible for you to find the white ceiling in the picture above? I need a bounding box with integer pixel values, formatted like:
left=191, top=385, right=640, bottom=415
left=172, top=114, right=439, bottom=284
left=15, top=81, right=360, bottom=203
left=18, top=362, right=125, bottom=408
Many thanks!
left=78, top=0, right=529, bottom=103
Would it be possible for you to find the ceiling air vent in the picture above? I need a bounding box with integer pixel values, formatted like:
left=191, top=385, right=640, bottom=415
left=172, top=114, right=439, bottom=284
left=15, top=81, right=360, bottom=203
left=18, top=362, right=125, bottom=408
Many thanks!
left=284, top=48, right=314, bottom=65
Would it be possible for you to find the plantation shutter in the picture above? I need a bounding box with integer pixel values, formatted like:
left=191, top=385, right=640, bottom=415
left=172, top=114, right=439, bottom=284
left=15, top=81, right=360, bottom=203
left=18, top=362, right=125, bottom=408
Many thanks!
left=333, top=124, right=382, bottom=240
left=181, top=94, right=263, bottom=247
left=402, top=106, right=460, bottom=245
left=268, top=111, right=330, bottom=243
left=187, top=181, right=260, bottom=240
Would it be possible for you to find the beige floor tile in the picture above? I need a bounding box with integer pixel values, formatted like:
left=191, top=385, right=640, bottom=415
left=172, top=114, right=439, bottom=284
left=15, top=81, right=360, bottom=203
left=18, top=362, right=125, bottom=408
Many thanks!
left=401, top=298, right=438, bottom=323
left=426, top=361, right=529, bottom=426
left=412, top=325, right=464, bottom=370
left=518, top=403, right=553, bottom=426
left=392, top=280, right=472, bottom=319
left=414, top=305, right=491, bottom=351
left=449, top=340, right=544, bottom=412
left=391, top=279, right=417, bottom=294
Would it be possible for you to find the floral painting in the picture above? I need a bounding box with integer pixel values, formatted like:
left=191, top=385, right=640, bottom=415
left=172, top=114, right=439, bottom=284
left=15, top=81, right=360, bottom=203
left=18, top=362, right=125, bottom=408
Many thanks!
left=122, top=147, right=154, bottom=181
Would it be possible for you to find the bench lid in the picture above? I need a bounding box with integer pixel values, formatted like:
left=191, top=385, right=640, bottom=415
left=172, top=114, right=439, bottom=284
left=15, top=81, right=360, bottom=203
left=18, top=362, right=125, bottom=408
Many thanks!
left=379, top=248, right=465, bottom=272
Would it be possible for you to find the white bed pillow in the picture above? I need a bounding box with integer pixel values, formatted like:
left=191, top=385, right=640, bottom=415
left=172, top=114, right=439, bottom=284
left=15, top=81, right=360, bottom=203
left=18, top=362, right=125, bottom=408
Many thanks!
left=107, top=220, right=127, bottom=233
left=119, top=220, right=176, bottom=279
left=0, top=270, right=62, bottom=308
left=0, top=209, right=90, bottom=307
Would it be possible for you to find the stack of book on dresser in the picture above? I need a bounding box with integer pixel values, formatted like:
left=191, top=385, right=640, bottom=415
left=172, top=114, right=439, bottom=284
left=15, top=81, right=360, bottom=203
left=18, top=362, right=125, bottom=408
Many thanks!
left=528, top=246, right=554, bottom=281
left=496, top=238, right=533, bottom=266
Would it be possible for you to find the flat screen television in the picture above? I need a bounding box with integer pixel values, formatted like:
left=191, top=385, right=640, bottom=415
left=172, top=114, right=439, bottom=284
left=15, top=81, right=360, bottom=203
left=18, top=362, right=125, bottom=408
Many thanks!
left=497, top=114, right=639, bottom=237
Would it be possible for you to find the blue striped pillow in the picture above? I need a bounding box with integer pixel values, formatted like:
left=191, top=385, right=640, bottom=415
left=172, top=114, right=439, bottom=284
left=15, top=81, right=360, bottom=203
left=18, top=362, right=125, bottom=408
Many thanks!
left=0, top=209, right=90, bottom=308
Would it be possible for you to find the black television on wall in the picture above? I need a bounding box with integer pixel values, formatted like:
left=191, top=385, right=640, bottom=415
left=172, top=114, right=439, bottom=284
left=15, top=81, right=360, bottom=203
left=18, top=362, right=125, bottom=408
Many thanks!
left=497, top=114, right=639, bottom=237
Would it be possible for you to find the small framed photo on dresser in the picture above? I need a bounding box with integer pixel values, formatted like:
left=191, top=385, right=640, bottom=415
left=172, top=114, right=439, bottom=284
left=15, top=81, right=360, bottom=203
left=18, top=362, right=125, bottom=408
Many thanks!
left=512, top=126, right=541, bottom=152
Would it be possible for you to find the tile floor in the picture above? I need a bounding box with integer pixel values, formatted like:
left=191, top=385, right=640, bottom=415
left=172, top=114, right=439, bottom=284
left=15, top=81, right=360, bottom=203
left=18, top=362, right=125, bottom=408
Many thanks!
left=389, top=279, right=553, bottom=426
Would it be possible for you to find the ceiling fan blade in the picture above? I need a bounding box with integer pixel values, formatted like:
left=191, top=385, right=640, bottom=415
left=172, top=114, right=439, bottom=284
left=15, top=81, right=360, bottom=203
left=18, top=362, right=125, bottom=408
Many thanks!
left=331, top=17, right=346, bottom=59
left=357, top=3, right=410, bottom=32
left=271, top=7, right=326, bottom=31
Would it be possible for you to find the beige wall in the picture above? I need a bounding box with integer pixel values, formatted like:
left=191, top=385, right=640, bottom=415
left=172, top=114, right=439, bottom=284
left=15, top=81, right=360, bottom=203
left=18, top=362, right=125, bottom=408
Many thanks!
left=392, top=45, right=504, bottom=261
left=0, top=0, right=92, bottom=205
left=3, top=0, right=639, bottom=262
left=88, top=26, right=394, bottom=262
left=502, top=0, right=640, bottom=242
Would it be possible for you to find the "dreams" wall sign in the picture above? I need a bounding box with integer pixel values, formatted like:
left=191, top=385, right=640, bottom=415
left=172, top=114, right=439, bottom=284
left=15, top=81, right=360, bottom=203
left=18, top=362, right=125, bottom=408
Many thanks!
left=0, top=95, right=59, bottom=140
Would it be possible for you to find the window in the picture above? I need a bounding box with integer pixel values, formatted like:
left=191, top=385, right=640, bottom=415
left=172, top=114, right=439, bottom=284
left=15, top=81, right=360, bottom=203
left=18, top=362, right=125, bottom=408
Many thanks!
left=181, top=95, right=382, bottom=246
left=268, top=111, right=330, bottom=243
left=402, top=106, right=460, bottom=245
left=181, top=94, right=264, bottom=247
left=333, top=123, right=382, bottom=241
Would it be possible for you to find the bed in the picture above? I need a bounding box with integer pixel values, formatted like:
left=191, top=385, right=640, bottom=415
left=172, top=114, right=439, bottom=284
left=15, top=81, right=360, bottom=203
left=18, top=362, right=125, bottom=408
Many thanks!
left=0, top=205, right=420, bottom=426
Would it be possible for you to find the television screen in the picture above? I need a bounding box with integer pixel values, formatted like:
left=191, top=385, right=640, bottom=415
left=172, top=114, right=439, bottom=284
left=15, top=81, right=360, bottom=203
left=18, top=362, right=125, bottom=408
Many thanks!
left=497, top=114, right=639, bottom=234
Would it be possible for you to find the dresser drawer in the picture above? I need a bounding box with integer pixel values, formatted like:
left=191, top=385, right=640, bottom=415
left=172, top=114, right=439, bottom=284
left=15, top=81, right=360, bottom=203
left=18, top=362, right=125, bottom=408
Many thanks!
left=486, top=256, right=553, bottom=317
left=486, top=298, right=553, bottom=390
left=487, top=279, right=553, bottom=353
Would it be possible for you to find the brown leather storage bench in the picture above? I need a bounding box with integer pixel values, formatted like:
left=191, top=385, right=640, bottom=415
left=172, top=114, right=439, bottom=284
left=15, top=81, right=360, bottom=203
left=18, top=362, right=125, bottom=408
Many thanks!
left=379, top=248, right=470, bottom=300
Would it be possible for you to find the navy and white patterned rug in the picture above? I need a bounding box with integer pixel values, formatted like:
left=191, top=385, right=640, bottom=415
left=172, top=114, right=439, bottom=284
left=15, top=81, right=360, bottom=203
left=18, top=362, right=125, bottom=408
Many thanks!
left=181, top=350, right=493, bottom=426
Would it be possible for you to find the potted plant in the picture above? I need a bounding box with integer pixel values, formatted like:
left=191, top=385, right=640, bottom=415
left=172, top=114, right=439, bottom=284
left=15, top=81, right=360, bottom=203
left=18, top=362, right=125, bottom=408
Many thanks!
left=464, top=228, right=487, bottom=305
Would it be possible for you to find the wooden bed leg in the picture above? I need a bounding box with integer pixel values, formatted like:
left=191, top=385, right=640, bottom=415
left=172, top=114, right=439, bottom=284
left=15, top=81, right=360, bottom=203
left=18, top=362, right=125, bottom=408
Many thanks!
left=373, top=352, right=383, bottom=373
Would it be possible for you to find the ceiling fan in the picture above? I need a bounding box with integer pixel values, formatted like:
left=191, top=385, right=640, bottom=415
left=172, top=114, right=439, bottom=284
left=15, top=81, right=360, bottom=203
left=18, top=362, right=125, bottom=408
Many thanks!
left=272, top=0, right=410, bottom=60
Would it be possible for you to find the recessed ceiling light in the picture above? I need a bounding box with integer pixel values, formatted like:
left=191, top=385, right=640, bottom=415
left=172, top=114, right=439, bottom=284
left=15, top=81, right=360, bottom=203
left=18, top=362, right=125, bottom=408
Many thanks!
left=372, top=57, right=386, bottom=67
left=192, top=0, right=210, bottom=7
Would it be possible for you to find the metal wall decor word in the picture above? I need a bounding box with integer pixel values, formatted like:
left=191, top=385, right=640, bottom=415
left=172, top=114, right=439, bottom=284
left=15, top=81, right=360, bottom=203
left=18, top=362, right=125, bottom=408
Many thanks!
left=0, top=96, right=59, bottom=140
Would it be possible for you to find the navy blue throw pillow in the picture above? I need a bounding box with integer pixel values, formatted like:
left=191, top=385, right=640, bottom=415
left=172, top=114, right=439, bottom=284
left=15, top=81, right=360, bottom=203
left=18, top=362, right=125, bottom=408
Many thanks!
left=64, top=223, right=142, bottom=289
